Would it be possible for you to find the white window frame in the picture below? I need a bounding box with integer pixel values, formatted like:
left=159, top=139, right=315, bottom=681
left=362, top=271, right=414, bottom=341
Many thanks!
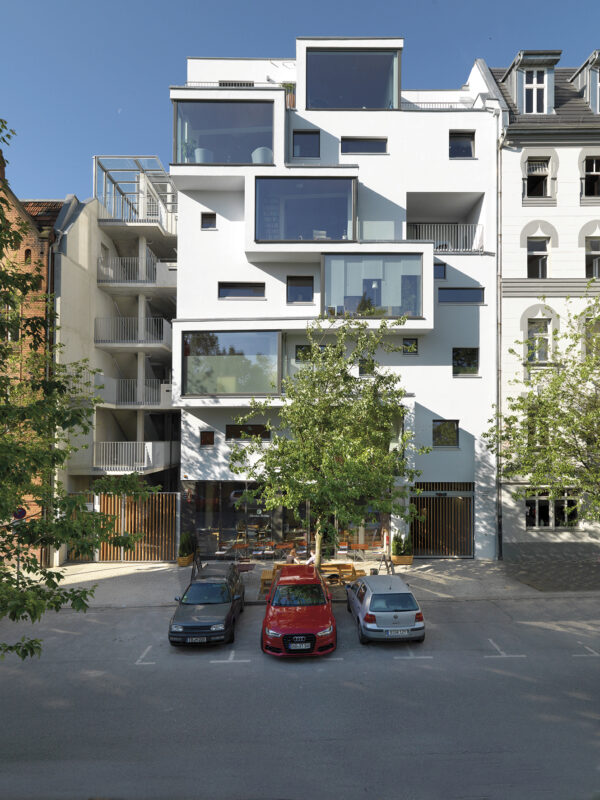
left=524, top=69, right=546, bottom=114
left=527, top=318, right=550, bottom=363
left=585, top=237, right=600, bottom=278
left=527, top=237, right=549, bottom=278
left=525, top=158, right=549, bottom=198
left=525, top=488, right=579, bottom=529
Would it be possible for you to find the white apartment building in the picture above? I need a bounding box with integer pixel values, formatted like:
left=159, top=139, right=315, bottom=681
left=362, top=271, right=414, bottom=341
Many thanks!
left=488, top=50, right=600, bottom=557
left=170, top=38, right=502, bottom=559
left=51, top=157, right=180, bottom=494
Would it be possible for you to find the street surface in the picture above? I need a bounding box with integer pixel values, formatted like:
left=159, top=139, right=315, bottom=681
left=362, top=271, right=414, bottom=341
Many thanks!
left=1, top=594, right=599, bottom=800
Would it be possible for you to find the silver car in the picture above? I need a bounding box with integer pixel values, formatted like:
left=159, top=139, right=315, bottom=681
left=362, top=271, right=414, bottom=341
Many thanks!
left=346, top=574, right=425, bottom=644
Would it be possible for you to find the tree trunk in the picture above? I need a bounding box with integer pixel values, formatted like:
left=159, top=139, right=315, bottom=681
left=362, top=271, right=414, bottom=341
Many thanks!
left=314, top=519, right=323, bottom=569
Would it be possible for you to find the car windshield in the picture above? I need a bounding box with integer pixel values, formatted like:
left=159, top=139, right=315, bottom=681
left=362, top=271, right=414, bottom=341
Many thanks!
left=181, top=583, right=231, bottom=604
left=272, top=584, right=325, bottom=606
left=369, top=593, right=418, bottom=612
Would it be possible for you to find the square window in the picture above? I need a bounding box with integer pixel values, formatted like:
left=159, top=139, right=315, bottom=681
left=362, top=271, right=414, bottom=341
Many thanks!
left=358, top=358, right=375, bottom=376
left=287, top=276, right=314, bottom=303
left=200, top=431, right=215, bottom=446
left=201, top=212, right=217, bottom=229
left=526, top=159, right=549, bottom=197
left=434, top=261, right=446, bottom=280
left=293, top=130, right=320, bottom=158
left=527, top=238, right=548, bottom=278
left=402, top=338, right=418, bottom=354
left=432, top=420, right=459, bottom=447
left=452, top=347, right=479, bottom=375
left=449, top=132, right=474, bottom=158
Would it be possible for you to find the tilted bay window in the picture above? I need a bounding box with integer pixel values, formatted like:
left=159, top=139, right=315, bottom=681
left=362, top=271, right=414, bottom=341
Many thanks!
left=175, top=101, right=273, bottom=164
left=182, top=331, right=279, bottom=395
left=306, top=49, right=400, bottom=110
left=256, top=177, right=355, bottom=242
left=324, top=254, right=421, bottom=317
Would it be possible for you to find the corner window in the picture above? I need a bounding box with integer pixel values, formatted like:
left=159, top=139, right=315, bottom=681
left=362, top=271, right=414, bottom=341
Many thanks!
left=218, top=282, right=265, bottom=299
left=402, top=338, right=418, bottom=355
left=293, top=130, right=320, bottom=158
left=287, top=276, right=314, bottom=303
left=452, top=347, right=479, bottom=376
left=201, top=213, right=217, bottom=229
left=341, top=138, right=387, bottom=154
left=306, top=49, right=399, bottom=110
left=225, top=424, right=270, bottom=441
left=527, top=319, right=550, bottom=363
left=526, top=489, right=578, bottom=528
left=525, top=159, right=549, bottom=197
left=527, top=238, right=548, bottom=278
left=438, top=287, right=484, bottom=303
left=524, top=70, right=546, bottom=114
left=449, top=132, right=474, bottom=158
left=585, top=238, right=600, bottom=278
left=432, top=420, right=459, bottom=447
left=584, top=158, right=600, bottom=197
left=200, top=431, right=215, bottom=446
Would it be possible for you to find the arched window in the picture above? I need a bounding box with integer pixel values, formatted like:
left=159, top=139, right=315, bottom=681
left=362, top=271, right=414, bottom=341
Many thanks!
left=24, top=249, right=31, bottom=264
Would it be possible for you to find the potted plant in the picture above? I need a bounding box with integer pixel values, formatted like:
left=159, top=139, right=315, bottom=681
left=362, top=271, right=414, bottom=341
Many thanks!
left=178, top=532, right=195, bottom=566
left=391, top=534, right=413, bottom=566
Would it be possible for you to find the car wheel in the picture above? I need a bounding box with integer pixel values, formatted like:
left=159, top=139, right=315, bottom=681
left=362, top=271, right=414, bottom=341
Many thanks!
left=357, top=621, right=369, bottom=645
left=169, top=640, right=181, bottom=647
left=414, top=634, right=425, bottom=643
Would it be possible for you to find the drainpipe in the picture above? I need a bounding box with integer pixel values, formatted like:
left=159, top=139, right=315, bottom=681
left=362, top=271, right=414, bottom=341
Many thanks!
left=496, top=117, right=505, bottom=561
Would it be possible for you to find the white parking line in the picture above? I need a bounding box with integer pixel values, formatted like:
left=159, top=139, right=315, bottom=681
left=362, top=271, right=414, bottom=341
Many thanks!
left=135, top=645, right=155, bottom=665
left=572, top=641, right=600, bottom=658
left=394, top=646, right=433, bottom=660
left=210, top=649, right=251, bottom=664
left=484, top=638, right=526, bottom=659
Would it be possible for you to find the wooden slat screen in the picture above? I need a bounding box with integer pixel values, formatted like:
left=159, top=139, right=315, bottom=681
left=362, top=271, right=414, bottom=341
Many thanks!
left=410, top=484, right=473, bottom=558
left=95, top=492, right=177, bottom=562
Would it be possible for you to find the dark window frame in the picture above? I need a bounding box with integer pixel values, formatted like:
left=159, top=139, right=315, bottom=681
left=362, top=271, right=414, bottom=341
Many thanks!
left=449, top=131, right=475, bottom=159
left=432, top=419, right=460, bottom=448
left=438, top=287, right=484, bottom=304
left=225, top=424, right=270, bottom=441
left=340, top=137, right=387, bottom=154
left=293, top=130, right=320, bottom=158
left=402, top=337, right=419, bottom=355
left=452, top=347, right=479, bottom=376
left=218, top=282, right=266, bottom=299
left=200, top=431, right=215, bottom=447
left=287, top=275, right=314, bottom=304
left=201, top=212, right=217, bottom=230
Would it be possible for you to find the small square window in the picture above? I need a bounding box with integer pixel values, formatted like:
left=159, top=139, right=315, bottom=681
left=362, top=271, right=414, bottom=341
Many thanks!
left=402, top=338, right=418, bottom=354
left=293, top=130, right=320, bottom=158
left=452, top=347, right=479, bottom=375
left=449, top=132, right=474, bottom=158
left=201, top=213, right=217, bottom=229
left=358, top=358, right=376, bottom=376
left=287, top=276, right=314, bottom=303
left=434, top=261, right=446, bottom=280
left=200, top=431, right=215, bottom=446
left=432, top=420, right=459, bottom=447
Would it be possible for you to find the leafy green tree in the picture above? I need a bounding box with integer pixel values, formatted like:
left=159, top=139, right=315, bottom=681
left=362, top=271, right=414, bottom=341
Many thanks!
left=486, top=295, right=600, bottom=522
left=0, top=120, right=152, bottom=659
left=230, top=317, right=426, bottom=566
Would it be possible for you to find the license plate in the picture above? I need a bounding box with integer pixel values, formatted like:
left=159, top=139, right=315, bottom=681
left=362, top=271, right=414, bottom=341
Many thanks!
left=386, top=629, right=409, bottom=637
left=288, top=642, right=311, bottom=650
left=187, top=636, right=207, bottom=643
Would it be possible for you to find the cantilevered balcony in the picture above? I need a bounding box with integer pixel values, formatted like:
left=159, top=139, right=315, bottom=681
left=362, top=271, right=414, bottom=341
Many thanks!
left=406, top=223, right=484, bottom=253
left=97, top=255, right=177, bottom=294
left=96, top=376, right=173, bottom=408
left=94, top=318, right=172, bottom=354
left=93, top=441, right=179, bottom=472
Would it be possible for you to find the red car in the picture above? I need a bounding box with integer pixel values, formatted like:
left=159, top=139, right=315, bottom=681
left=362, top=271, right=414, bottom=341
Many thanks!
left=261, top=565, right=337, bottom=657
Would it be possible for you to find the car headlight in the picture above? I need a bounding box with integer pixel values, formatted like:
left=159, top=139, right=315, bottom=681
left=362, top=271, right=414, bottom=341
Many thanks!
left=265, top=627, right=282, bottom=637
left=170, top=624, right=184, bottom=632
left=210, top=623, right=225, bottom=631
left=317, top=625, right=333, bottom=637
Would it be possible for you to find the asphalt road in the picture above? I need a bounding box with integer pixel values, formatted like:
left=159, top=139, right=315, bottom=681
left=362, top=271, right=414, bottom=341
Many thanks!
left=1, top=596, right=599, bottom=800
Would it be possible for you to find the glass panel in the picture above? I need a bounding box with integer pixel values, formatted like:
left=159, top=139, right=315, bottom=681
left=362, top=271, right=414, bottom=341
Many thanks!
left=182, top=331, right=279, bottom=395
left=525, top=70, right=534, bottom=83
left=341, top=138, right=387, bottom=154
left=175, top=101, right=273, bottom=164
left=537, top=88, right=544, bottom=112
left=433, top=262, right=446, bottom=279
left=452, top=347, right=479, bottom=375
left=403, top=337, right=418, bottom=354
left=306, top=49, right=398, bottom=110
left=449, top=133, right=474, bottom=158
left=438, top=288, right=484, bottom=303
left=324, top=254, right=422, bottom=317
left=256, top=178, right=354, bottom=242
left=293, top=130, right=320, bottom=158
left=218, top=283, right=265, bottom=298
left=432, top=420, right=459, bottom=447
left=525, top=498, right=536, bottom=528
left=525, top=88, right=533, bottom=114
left=538, top=499, right=550, bottom=526
left=287, top=276, right=314, bottom=303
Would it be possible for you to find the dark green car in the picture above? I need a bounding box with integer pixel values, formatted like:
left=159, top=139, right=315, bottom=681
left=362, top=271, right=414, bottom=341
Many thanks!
left=169, top=565, right=245, bottom=646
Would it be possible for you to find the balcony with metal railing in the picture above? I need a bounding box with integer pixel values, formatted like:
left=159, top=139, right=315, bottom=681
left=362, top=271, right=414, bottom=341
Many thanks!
left=96, top=376, right=172, bottom=408
left=94, top=318, right=172, bottom=351
left=69, top=441, right=180, bottom=474
left=97, top=253, right=176, bottom=292
left=406, top=223, right=484, bottom=253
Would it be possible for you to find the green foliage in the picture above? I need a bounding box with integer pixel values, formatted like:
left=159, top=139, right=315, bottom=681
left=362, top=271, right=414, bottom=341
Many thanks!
left=0, top=119, right=151, bottom=659
left=486, top=293, right=600, bottom=520
left=178, top=531, right=195, bottom=557
left=391, top=534, right=412, bottom=556
left=230, top=317, right=427, bottom=565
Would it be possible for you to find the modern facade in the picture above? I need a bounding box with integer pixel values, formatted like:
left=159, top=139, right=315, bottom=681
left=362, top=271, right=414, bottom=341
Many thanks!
left=488, top=50, right=600, bottom=557
left=170, top=38, right=502, bottom=559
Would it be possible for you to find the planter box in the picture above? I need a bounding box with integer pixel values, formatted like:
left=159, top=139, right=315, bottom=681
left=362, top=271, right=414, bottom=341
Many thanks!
left=177, top=554, right=194, bottom=567
left=391, top=555, right=413, bottom=565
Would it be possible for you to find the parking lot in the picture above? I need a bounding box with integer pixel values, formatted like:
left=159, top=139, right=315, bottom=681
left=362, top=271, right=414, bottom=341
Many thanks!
left=1, top=576, right=599, bottom=800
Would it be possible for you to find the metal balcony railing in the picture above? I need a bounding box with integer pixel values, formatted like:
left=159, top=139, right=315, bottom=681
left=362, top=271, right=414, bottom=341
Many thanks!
left=94, top=317, right=172, bottom=346
left=115, top=379, right=161, bottom=405
left=400, top=100, right=475, bottom=110
left=92, top=441, right=180, bottom=472
left=97, top=251, right=157, bottom=284
left=407, top=223, right=484, bottom=253
left=98, top=195, right=177, bottom=235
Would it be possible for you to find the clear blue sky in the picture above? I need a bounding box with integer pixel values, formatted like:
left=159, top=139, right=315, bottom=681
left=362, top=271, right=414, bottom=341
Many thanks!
left=1, top=0, right=599, bottom=201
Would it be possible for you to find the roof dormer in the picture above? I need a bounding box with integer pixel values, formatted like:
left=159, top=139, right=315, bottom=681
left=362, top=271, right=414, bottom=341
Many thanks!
left=570, top=51, right=600, bottom=114
left=501, top=50, right=562, bottom=115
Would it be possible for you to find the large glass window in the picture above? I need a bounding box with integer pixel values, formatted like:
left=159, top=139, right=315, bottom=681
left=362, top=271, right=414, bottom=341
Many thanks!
left=175, top=101, right=273, bottom=164
left=256, top=177, right=355, bottom=242
left=182, top=331, right=279, bottom=395
left=306, top=49, right=399, bottom=110
left=324, top=254, right=422, bottom=317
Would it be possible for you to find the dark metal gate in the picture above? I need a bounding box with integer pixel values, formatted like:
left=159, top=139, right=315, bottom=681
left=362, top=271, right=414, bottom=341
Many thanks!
left=410, top=482, right=474, bottom=558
